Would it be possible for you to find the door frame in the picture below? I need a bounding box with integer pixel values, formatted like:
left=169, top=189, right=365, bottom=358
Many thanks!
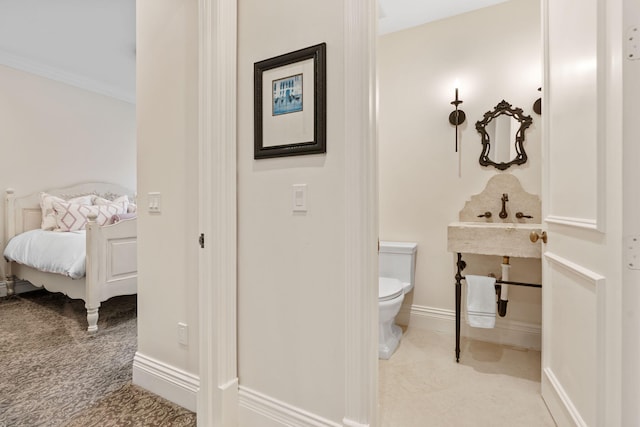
left=197, top=0, right=380, bottom=425
left=197, top=0, right=238, bottom=426
left=343, top=0, right=379, bottom=426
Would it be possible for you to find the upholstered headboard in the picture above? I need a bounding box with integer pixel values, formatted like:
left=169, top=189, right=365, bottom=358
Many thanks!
left=5, top=183, right=136, bottom=241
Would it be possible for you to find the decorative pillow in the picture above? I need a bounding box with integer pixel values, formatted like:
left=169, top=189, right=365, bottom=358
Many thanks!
left=40, top=192, right=93, bottom=231
left=93, top=194, right=129, bottom=207
left=93, top=195, right=136, bottom=213
left=108, top=212, right=137, bottom=225
left=53, top=200, right=129, bottom=232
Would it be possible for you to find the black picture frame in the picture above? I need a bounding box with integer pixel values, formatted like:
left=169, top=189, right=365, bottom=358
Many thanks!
left=254, top=43, right=326, bottom=159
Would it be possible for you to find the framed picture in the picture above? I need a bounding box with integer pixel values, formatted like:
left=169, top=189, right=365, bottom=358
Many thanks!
left=254, top=43, right=326, bottom=159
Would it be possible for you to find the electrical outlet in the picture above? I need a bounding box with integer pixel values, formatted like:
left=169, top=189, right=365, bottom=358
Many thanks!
left=177, top=322, right=188, bottom=346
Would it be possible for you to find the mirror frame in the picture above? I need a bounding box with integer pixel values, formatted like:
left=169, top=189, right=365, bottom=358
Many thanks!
left=475, top=100, right=533, bottom=170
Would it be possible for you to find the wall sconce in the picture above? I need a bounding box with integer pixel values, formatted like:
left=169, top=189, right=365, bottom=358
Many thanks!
left=448, top=88, right=466, bottom=152
left=533, top=87, right=541, bottom=115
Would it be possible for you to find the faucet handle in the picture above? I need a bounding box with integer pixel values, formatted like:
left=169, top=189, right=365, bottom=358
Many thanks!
left=477, top=211, right=492, bottom=218
left=515, top=212, right=533, bottom=219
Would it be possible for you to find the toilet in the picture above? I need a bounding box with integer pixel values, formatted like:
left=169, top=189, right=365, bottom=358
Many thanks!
left=378, top=241, right=418, bottom=359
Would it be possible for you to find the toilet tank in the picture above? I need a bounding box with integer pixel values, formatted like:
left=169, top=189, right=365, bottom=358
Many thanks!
left=379, top=241, right=418, bottom=290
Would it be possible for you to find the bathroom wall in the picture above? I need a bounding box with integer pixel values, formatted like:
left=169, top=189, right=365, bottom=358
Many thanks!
left=378, top=0, right=543, bottom=346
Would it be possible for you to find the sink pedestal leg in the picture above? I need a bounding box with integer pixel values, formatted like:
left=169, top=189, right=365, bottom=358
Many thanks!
left=455, top=252, right=465, bottom=363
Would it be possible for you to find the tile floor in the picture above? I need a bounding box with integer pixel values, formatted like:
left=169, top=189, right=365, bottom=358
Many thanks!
left=379, top=328, right=556, bottom=427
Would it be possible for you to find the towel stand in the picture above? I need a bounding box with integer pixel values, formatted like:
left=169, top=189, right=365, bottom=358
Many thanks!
left=454, top=252, right=541, bottom=363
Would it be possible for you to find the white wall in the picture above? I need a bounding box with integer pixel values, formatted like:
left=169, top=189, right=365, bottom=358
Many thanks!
left=135, top=0, right=200, bottom=401
left=378, top=0, right=543, bottom=344
left=0, top=64, right=136, bottom=276
left=237, top=0, right=347, bottom=425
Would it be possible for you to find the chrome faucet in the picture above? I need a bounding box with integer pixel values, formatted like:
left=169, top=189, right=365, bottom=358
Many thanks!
left=499, top=193, right=509, bottom=219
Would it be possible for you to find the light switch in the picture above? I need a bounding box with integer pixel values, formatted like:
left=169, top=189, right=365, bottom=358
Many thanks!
left=177, top=322, right=188, bottom=346
left=148, top=192, right=161, bottom=213
left=292, top=184, right=307, bottom=212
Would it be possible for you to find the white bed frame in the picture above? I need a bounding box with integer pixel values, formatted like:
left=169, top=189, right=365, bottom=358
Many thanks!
left=4, top=183, right=137, bottom=332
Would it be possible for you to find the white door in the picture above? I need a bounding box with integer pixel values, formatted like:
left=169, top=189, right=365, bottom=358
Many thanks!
left=541, top=0, right=623, bottom=425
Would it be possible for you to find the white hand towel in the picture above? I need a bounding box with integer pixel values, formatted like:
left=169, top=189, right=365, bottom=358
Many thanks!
left=466, top=275, right=497, bottom=328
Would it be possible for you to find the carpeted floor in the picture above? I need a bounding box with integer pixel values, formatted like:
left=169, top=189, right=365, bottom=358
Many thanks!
left=0, top=290, right=196, bottom=427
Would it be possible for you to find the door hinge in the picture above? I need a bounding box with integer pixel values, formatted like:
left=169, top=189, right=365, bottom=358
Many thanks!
left=199, top=233, right=205, bottom=249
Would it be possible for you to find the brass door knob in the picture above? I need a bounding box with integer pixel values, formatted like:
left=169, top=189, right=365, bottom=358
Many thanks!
left=530, top=230, right=547, bottom=243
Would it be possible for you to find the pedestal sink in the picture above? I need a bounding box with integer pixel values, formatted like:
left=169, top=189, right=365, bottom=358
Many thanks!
left=447, top=221, right=542, bottom=258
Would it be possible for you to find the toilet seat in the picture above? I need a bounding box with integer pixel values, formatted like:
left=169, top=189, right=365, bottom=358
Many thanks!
left=379, top=277, right=403, bottom=302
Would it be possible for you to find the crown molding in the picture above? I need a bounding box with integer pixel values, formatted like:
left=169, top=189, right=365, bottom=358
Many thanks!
left=0, top=49, right=135, bottom=104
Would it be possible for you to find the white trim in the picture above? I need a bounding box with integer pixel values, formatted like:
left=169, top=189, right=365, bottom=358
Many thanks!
left=344, top=0, right=378, bottom=426
left=238, top=387, right=343, bottom=427
left=0, top=49, right=135, bottom=104
left=406, top=304, right=542, bottom=351
left=542, top=251, right=607, bottom=424
left=602, top=0, right=624, bottom=424
left=542, top=367, right=588, bottom=427
left=132, top=352, right=199, bottom=412
left=545, top=215, right=599, bottom=231
left=541, top=0, right=606, bottom=234
left=197, top=0, right=238, bottom=426
left=544, top=251, right=606, bottom=284
left=595, top=0, right=607, bottom=234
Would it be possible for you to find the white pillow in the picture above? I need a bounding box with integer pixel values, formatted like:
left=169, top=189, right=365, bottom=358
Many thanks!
left=93, top=195, right=130, bottom=210
left=53, top=200, right=129, bottom=231
left=40, top=192, right=93, bottom=231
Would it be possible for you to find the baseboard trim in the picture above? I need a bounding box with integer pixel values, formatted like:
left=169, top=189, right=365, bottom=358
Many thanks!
left=238, top=386, right=342, bottom=427
left=132, top=352, right=199, bottom=412
left=342, top=418, right=370, bottom=427
left=406, top=304, right=541, bottom=350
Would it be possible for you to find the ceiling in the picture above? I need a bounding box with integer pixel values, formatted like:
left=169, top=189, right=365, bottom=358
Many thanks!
left=378, top=0, right=512, bottom=34
left=0, top=0, right=136, bottom=103
left=0, top=1, right=511, bottom=103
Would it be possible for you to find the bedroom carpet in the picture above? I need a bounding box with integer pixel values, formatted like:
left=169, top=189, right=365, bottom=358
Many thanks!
left=0, top=290, right=196, bottom=427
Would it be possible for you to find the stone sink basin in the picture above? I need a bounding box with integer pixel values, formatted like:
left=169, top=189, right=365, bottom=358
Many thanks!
left=447, top=222, right=543, bottom=258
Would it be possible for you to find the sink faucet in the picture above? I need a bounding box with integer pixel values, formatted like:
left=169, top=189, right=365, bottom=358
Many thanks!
left=499, top=193, right=509, bottom=219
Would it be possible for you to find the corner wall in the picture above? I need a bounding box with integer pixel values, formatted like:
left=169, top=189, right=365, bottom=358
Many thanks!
left=378, top=0, right=543, bottom=346
left=134, top=0, right=200, bottom=410
left=0, top=65, right=136, bottom=277
left=237, top=0, right=347, bottom=425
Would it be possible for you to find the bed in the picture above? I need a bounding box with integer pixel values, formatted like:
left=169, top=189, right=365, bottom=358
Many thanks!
left=4, top=182, right=137, bottom=333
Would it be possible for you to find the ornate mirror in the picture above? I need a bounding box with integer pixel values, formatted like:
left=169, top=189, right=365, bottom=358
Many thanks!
left=475, top=100, right=533, bottom=170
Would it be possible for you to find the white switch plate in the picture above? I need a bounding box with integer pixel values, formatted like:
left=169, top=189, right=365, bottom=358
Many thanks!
left=177, top=322, right=188, bottom=346
left=148, top=192, right=161, bottom=213
left=292, top=184, right=307, bottom=212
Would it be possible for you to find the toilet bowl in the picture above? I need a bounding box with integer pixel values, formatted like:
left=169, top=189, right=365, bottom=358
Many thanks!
left=378, top=277, right=405, bottom=359
left=378, top=241, right=418, bottom=360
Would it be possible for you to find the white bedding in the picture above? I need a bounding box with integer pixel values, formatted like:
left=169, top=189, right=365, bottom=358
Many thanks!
left=4, top=229, right=86, bottom=279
